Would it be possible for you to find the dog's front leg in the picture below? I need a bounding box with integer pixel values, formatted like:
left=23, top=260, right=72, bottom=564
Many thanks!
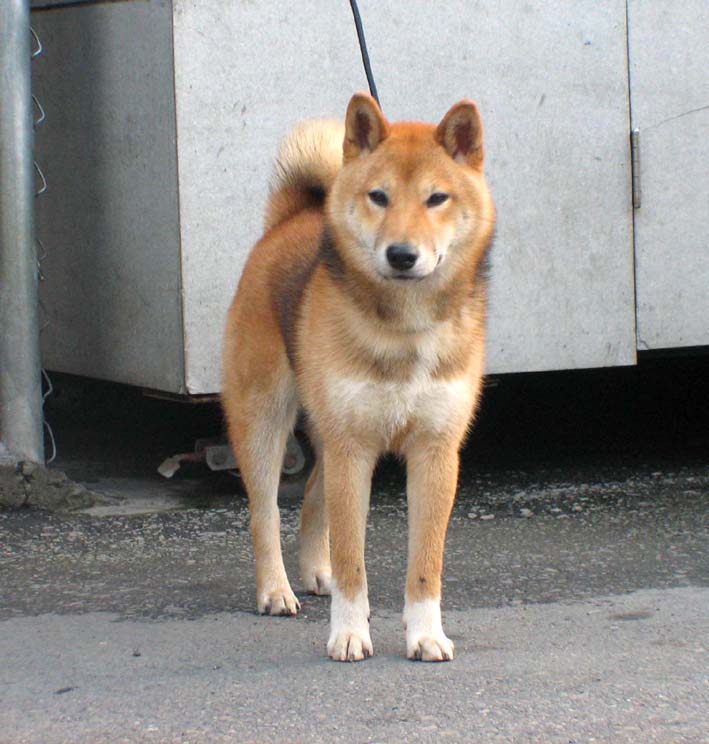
left=324, top=444, right=376, bottom=661
left=403, top=439, right=459, bottom=661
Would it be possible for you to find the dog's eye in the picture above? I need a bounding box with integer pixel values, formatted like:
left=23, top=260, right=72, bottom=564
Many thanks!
left=368, top=190, right=389, bottom=207
left=426, top=192, right=449, bottom=207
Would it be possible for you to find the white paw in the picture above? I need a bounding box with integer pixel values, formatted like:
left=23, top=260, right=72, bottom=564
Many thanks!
left=407, top=633, right=454, bottom=661
left=404, top=598, right=454, bottom=662
left=302, top=567, right=332, bottom=595
left=257, top=586, right=300, bottom=616
left=327, top=584, right=372, bottom=661
left=327, top=629, right=373, bottom=662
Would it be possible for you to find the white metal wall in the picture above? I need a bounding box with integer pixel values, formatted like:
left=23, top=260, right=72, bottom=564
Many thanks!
left=31, top=1, right=706, bottom=395
left=33, top=1, right=186, bottom=392
left=174, top=0, right=636, bottom=392
left=628, top=0, right=709, bottom=350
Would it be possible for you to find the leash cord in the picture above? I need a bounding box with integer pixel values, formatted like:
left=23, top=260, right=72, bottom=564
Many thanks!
left=348, top=0, right=380, bottom=107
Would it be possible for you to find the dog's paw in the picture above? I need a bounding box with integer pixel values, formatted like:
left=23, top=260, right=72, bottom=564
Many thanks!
left=327, top=629, right=373, bottom=662
left=328, top=585, right=372, bottom=661
left=404, top=598, right=454, bottom=662
left=257, top=587, right=301, bottom=616
left=407, top=633, right=454, bottom=662
left=302, top=567, right=332, bottom=596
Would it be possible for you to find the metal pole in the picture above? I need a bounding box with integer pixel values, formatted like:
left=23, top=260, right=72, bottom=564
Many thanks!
left=0, top=0, right=45, bottom=464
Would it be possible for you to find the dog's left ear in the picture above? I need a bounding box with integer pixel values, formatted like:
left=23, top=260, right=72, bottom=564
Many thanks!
left=344, top=92, right=390, bottom=162
left=435, top=100, right=485, bottom=170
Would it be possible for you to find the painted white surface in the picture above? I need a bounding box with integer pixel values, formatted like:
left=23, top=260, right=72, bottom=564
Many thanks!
left=173, top=0, right=637, bottom=392
left=33, top=1, right=186, bottom=391
left=628, top=0, right=709, bottom=350
left=33, top=1, right=643, bottom=393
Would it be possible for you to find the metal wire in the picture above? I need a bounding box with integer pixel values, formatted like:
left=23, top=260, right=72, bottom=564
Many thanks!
left=43, top=419, right=57, bottom=465
left=41, top=370, right=56, bottom=464
left=35, top=237, right=47, bottom=263
left=35, top=237, right=46, bottom=281
left=32, top=95, right=46, bottom=127
left=33, top=160, right=47, bottom=195
left=31, top=24, right=56, bottom=465
left=30, top=26, right=42, bottom=59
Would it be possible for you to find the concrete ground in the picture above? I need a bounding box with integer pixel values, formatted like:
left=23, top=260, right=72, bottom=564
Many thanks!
left=1, top=358, right=708, bottom=743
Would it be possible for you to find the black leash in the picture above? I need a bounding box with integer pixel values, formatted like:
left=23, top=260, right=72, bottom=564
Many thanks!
left=349, top=0, right=380, bottom=107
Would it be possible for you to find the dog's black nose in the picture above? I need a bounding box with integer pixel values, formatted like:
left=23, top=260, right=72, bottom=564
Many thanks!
left=386, top=244, right=418, bottom=271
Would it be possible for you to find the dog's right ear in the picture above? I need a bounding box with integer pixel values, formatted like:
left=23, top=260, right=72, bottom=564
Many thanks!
left=343, top=92, right=390, bottom=162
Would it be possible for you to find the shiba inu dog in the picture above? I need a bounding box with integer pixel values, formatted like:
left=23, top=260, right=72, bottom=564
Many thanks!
left=222, top=92, right=495, bottom=661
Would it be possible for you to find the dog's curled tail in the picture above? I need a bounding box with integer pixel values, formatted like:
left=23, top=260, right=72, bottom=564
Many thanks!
left=264, top=118, right=345, bottom=232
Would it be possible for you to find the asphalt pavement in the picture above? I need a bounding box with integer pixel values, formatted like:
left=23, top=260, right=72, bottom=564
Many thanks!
left=1, top=359, right=708, bottom=743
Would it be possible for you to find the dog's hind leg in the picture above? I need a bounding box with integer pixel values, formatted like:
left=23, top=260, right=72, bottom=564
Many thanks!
left=226, top=372, right=300, bottom=616
left=299, top=454, right=332, bottom=595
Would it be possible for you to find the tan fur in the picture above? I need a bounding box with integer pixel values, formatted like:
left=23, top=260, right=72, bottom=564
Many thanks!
left=263, top=118, right=344, bottom=232
left=222, top=93, right=495, bottom=661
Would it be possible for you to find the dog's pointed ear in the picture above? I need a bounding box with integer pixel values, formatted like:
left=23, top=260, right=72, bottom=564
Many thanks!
left=435, top=100, right=485, bottom=169
left=343, top=92, right=390, bottom=162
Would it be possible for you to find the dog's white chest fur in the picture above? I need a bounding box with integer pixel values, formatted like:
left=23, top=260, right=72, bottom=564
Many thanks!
left=325, top=335, right=471, bottom=441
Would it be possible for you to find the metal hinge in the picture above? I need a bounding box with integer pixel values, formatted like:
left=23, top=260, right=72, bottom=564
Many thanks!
left=631, top=129, right=641, bottom=209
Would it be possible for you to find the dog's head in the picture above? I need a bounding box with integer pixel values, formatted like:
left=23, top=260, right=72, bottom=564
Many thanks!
left=327, top=93, right=495, bottom=286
